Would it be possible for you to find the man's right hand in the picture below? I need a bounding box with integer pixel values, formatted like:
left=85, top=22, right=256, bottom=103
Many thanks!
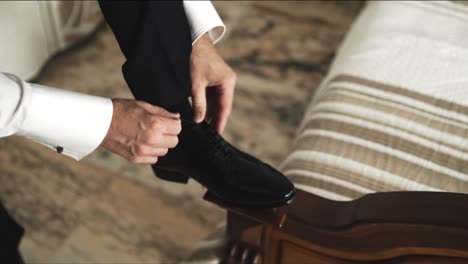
left=100, top=99, right=181, bottom=164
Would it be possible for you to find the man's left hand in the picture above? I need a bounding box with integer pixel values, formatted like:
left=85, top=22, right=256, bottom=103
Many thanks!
left=190, top=33, right=237, bottom=134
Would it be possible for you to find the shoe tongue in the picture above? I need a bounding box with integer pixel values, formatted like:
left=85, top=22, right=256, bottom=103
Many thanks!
left=181, top=119, right=197, bottom=129
left=182, top=120, right=211, bottom=130
left=180, top=120, right=216, bottom=138
left=180, top=120, right=224, bottom=143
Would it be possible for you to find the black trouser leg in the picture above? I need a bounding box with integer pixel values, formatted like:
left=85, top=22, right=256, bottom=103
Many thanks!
left=98, top=1, right=193, bottom=112
left=0, top=201, right=24, bottom=263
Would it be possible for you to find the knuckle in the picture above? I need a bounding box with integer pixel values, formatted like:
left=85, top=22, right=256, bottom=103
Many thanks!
left=134, top=145, right=144, bottom=155
left=128, top=155, right=140, bottom=164
left=192, top=80, right=205, bottom=91
left=160, top=148, right=169, bottom=156
left=139, top=132, right=151, bottom=144
left=152, top=123, right=164, bottom=133
left=148, top=117, right=163, bottom=131
left=171, top=137, right=179, bottom=148
left=148, top=133, right=162, bottom=145
left=176, top=122, right=182, bottom=134
left=129, top=146, right=140, bottom=157
left=228, top=71, right=237, bottom=82
left=140, top=114, right=153, bottom=128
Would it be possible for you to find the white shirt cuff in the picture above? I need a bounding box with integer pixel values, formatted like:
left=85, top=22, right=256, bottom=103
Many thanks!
left=17, top=84, right=113, bottom=160
left=183, top=1, right=226, bottom=45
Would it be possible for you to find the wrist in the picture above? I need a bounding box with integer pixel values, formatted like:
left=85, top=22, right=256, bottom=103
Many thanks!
left=101, top=98, right=119, bottom=149
left=194, top=33, right=214, bottom=49
left=199, top=33, right=213, bottom=44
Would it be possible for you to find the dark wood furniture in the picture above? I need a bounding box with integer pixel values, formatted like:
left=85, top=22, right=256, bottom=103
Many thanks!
left=205, top=189, right=468, bottom=264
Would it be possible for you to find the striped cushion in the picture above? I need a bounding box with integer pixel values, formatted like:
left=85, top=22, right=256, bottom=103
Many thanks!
left=281, top=74, right=468, bottom=200
left=280, top=1, right=468, bottom=201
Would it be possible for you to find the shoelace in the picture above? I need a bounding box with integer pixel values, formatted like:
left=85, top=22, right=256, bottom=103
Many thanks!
left=203, top=125, right=231, bottom=159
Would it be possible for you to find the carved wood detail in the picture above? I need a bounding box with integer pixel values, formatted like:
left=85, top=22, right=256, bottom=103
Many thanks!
left=206, top=189, right=468, bottom=263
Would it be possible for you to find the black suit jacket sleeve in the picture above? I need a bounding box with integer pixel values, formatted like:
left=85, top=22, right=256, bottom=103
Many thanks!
left=98, top=1, right=192, bottom=108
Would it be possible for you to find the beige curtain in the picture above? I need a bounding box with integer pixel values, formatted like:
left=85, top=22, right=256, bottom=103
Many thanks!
left=0, top=1, right=103, bottom=80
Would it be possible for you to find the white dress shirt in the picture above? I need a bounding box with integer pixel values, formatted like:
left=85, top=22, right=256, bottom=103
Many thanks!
left=0, top=1, right=225, bottom=160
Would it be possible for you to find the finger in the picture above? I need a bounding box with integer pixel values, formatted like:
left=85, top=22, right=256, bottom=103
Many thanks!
left=214, top=81, right=235, bottom=133
left=127, top=155, right=158, bottom=165
left=154, top=134, right=179, bottom=149
left=138, top=101, right=180, bottom=119
left=154, top=147, right=170, bottom=157
left=139, top=156, right=158, bottom=165
left=161, top=134, right=179, bottom=148
left=157, top=107, right=181, bottom=119
left=133, top=145, right=169, bottom=157
left=192, top=81, right=207, bottom=123
left=146, top=116, right=181, bottom=136
left=160, top=117, right=182, bottom=135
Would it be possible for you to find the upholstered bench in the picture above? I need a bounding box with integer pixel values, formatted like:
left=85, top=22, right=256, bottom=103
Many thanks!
left=183, top=1, right=468, bottom=263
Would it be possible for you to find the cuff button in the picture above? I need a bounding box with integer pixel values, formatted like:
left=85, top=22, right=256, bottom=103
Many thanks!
left=56, top=147, right=64, bottom=154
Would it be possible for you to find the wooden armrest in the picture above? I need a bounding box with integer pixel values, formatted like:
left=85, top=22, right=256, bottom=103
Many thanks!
left=204, top=189, right=468, bottom=264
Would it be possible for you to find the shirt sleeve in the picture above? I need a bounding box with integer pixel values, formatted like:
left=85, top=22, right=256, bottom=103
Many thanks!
left=0, top=72, right=113, bottom=160
left=183, top=1, right=226, bottom=45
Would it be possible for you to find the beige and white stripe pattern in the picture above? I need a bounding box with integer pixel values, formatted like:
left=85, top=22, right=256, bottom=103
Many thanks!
left=281, top=74, right=468, bottom=201
left=280, top=1, right=468, bottom=201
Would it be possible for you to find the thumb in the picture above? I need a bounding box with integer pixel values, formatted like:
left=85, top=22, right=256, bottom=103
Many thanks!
left=192, top=82, right=207, bottom=123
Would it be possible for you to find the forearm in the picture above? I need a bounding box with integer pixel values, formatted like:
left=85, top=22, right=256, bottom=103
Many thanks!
left=0, top=72, right=113, bottom=160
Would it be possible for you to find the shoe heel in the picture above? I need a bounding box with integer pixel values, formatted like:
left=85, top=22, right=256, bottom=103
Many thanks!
left=203, top=191, right=226, bottom=206
left=153, top=167, right=189, bottom=184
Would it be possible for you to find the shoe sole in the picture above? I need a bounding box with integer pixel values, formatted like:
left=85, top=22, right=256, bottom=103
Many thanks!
left=203, top=190, right=296, bottom=209
left=154, top=166, right=296, bottom=209
left=153, top=166, right=189, bottom=184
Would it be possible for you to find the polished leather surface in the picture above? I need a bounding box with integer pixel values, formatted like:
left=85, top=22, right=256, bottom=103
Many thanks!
left=152, top=121, right=295, bottom=208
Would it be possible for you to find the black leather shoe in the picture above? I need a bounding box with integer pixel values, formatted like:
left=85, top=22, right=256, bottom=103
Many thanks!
left=152, top=121, right=295, bottom=208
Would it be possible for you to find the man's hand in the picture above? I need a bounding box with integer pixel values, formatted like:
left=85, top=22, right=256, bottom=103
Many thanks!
left=191, top=34, right=237, bottom=134
left=101, top=99, right=181, bottom=164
